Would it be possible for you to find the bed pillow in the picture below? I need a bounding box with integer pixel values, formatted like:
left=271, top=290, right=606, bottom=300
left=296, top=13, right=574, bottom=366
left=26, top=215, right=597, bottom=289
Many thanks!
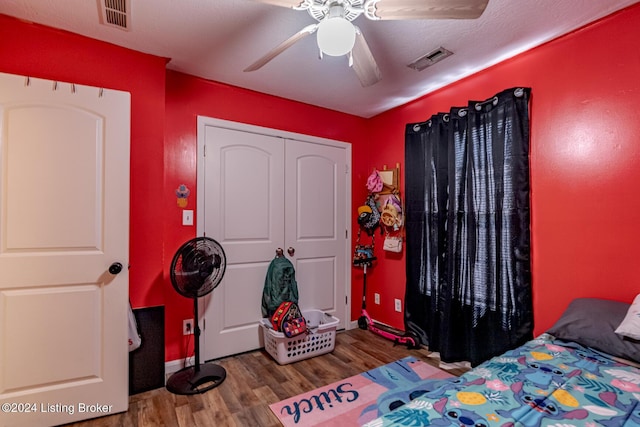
left=615, top=294, right=640, bottom=340
left=547, top=297, right=640, bottom=363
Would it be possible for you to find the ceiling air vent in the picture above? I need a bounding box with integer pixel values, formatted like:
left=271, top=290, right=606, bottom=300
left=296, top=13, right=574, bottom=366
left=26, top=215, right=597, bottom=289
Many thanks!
left=98, top=0, right=131, bottom=31
left=407, top=47, right=453, bottom=71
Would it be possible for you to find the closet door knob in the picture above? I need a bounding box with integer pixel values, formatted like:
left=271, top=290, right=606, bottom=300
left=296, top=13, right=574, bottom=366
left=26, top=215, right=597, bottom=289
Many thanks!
left=109, top=262, right=123, bottom=275
left=287, top=247, right=295, bottom=257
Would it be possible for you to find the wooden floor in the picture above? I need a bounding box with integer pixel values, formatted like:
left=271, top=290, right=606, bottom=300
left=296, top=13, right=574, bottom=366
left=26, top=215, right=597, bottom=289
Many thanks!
left=64, top=328, right=467, bottom=427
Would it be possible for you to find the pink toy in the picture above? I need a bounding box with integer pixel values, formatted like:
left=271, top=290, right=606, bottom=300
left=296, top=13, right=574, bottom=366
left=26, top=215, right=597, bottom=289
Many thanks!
left=353, top=256, right=419, bottom=349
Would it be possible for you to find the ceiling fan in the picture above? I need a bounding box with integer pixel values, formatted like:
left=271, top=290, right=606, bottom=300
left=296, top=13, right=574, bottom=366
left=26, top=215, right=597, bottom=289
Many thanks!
left=244, top=0, right=489, bottom=87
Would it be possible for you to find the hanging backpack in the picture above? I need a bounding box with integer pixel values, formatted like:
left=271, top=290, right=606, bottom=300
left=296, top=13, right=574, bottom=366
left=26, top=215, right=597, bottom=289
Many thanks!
left=354, top=195, right=379, bottom=264
left=261, top=255, right=300, bottom=318
left=357, top=195, right=380, bottom=236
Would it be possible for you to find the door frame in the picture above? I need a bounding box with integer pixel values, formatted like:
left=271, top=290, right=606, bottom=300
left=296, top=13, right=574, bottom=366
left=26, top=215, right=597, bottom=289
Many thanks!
left=195, top=116, right=352, bottom=332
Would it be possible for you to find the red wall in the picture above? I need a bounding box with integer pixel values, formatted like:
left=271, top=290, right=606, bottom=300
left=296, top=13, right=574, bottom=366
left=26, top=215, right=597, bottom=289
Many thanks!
left=361, top=4, right=640, bottom=335
left=0, top=15, right=167, bottom=309
left=0, top=13, right=368, bottom=363
left=3, top=2, right=640, bottom=365
left=163, top=71, right=368, bottom=360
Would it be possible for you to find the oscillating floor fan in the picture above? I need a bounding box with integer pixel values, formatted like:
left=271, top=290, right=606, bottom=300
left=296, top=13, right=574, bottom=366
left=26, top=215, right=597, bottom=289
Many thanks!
left=166, top=236, right=227, bottom=395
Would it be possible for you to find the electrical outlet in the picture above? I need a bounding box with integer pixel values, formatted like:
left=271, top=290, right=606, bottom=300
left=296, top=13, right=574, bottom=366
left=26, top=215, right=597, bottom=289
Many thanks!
left=183, top=319, right=193, bottom=335
left=374, top=293, right=380, bottom=305
left=394, top=299, right=402, bottom=312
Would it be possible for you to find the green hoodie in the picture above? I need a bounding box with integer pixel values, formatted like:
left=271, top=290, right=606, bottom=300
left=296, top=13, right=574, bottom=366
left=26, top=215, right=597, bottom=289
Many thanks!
left=261, top=256, right=299, bottom=318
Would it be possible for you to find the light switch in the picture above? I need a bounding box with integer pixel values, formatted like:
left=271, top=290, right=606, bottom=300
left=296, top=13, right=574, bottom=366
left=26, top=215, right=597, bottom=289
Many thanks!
left=182, top=210, right=194, bottom=226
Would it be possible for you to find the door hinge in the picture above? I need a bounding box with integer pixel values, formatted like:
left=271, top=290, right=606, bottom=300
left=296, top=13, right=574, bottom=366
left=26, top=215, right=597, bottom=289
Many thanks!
left=345, top=296, right=348, bottom=305
left=345, top=229, right=348, bottom=239
left=203, top=144, right=207, bottom=157
left=345, top=164, right=349, bottom=174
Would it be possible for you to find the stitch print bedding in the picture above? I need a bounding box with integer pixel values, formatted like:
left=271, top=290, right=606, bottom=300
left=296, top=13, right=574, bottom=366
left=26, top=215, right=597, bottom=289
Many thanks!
left=363, top=334, right=640, bottom=426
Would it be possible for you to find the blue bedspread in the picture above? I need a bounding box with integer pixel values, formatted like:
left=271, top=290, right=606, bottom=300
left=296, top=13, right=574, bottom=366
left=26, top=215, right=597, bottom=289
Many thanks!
left=363, top=334, right=640, bottom=426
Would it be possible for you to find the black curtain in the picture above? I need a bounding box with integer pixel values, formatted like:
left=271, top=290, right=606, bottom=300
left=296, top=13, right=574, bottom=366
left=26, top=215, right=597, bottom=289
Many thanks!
left=404, top=87, right=533, bottom=366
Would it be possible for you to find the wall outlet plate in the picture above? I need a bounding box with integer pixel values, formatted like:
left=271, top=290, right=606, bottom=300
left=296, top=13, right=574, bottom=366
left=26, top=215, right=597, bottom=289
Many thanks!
left=183, top=319, right=194, bottom=335
left=374, top=293, right=380, bottom=304
left=182, top=210, right=194, bottom=226
left=394, top=299, right=402, bottom=312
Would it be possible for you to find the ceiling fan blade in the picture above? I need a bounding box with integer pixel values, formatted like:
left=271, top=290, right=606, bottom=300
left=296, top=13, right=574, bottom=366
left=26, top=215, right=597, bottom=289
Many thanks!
left=351, top=28, right=382, bottom=87
left=244, top=24, right=318, bottom=72
left=250, top=0, right=310, bottom=9
left=364, top=0, right=489, bottom=20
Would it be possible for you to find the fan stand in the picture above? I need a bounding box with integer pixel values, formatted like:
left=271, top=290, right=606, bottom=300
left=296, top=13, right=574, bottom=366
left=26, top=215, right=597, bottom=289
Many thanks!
left=166, top=296, right=226, bottom=395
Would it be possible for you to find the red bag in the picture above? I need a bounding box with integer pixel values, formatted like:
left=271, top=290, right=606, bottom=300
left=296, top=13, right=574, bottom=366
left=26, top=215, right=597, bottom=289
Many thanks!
left=270, top=301, right=308, bottom=337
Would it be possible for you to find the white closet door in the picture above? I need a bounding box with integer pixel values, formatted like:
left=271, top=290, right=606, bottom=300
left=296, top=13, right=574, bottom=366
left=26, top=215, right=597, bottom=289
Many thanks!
left=200, top=124, right=285, bottom=359
left=0, top=73, right=130, bottom=426
left=285, top=139, right=347, bottom=324
left=198, top=118, right=349, bottom=361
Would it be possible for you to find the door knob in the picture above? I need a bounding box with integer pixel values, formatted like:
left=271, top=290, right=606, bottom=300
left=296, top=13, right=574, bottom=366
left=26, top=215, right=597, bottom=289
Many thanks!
left=109, top=262, right=123, bottom=275
left=287, top=247, right=295, bottom=257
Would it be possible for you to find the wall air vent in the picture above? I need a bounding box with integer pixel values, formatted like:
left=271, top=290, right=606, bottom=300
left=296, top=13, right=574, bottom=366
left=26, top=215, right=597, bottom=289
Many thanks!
left=407, top=47, right=453, bottom=71
left=98, top=0, right=131, bottom=31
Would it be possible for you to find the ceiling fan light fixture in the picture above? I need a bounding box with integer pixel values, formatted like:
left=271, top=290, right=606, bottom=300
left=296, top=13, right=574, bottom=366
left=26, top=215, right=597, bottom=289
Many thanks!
left=316, top=16, right=356, bottom=57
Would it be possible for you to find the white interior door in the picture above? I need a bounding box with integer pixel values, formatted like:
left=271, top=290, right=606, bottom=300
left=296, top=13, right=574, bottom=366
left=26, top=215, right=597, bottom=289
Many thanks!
left=0, top=73, right=130, bottom=427
left=198, top=118, right=350, bottom=361
left=199, top=124, right=285, bottom=359
left=285, top=139, right=347, bottom=322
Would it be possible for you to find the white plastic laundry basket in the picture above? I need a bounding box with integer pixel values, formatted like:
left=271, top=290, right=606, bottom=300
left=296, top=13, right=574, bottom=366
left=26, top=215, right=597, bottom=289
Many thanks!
left=260, top=310, right=339, bottom=365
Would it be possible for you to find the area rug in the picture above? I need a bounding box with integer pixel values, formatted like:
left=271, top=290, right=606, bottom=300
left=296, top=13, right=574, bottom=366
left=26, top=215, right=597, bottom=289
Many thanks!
left=269, top=356, right=454, bottom=426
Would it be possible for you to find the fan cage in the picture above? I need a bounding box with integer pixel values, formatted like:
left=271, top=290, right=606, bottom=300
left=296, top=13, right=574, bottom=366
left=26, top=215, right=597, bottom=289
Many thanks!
left=170, top=237, right=226, bottom=298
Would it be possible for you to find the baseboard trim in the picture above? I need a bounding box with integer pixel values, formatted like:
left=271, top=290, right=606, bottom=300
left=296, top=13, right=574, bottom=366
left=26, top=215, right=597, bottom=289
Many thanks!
left=349, top=318, right=397, bottom=331
left=165, top=356, right=195, bottom=376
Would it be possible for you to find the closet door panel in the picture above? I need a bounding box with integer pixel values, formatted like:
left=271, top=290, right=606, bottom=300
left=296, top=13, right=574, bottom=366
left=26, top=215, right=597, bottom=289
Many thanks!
left=285, top=139, right=347, bottom=325
left=201, top=125, right=284, bottom=359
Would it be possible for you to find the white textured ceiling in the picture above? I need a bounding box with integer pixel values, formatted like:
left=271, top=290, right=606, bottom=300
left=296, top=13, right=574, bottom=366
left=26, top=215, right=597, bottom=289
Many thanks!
left=1, top=0, right=638, bottom=117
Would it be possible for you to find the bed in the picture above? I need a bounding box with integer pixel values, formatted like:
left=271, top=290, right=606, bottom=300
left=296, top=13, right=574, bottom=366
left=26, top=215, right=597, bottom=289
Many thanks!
left=363, top=296, right=640, bottom=427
